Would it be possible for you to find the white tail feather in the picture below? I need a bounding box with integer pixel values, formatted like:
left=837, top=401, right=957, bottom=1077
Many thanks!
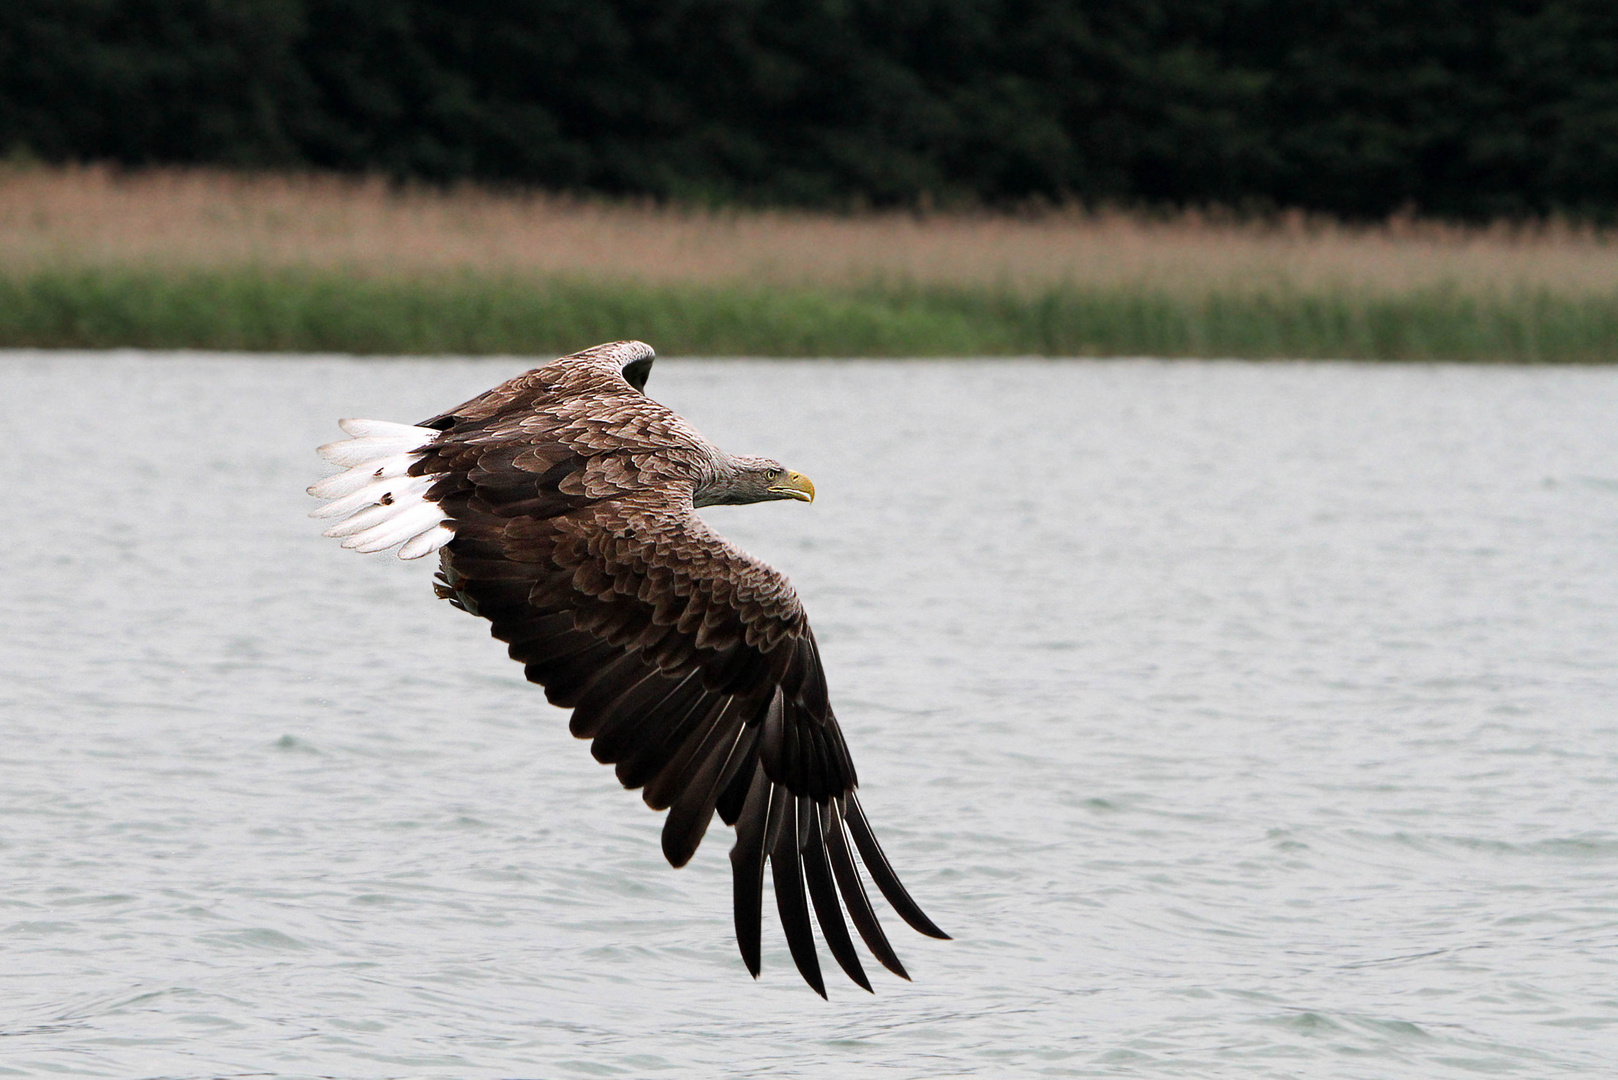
left=309, top=474, right=434, bottom=520
left=342, top=503, right=444, bottom=552
left=399, top=525, right=454, bottom=560
left=318, top=434, right=431, bottom=468
left=339, top=418, right=438, bottom=439
left=309, top=479, right=393, bottom=520
left=323, top=502, right=398, bottom=538
left=306, top=452, right=419, bottom=498
left=310, top=418, right=451, bottom=559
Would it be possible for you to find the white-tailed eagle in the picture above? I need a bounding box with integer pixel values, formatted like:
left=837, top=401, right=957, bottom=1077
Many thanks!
left=309, top=340, right=947, bottom=995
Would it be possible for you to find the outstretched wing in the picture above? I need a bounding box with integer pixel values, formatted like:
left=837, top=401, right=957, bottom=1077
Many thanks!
left=311, top=343, right=946, bottom=995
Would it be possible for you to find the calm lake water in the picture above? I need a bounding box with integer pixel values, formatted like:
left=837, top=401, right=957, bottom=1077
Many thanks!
left=3, top=351, right=1617, bottom=1079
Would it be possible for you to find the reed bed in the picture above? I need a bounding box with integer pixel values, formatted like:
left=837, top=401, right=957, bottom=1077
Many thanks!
left=3, top=165, right=1615, bottom=359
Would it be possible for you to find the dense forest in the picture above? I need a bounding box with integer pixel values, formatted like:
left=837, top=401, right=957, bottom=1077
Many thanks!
left=3, top=0, right=1617, bottom=220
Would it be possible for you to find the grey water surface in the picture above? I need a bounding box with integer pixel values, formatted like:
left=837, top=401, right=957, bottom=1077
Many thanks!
left=3, top=351, right=1617, bottom=1079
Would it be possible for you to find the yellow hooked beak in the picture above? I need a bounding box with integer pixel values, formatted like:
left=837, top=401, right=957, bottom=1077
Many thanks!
left=769, top=470, right=816, bottom=503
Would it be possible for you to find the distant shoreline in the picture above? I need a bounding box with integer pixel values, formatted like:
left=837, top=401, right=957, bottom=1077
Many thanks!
left=4, top=167, right=1615, bottom=361
left=0, top=267, right=1612, bottom=362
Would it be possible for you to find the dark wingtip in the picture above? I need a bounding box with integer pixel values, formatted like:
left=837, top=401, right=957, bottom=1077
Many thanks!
left=663, top=831, right=694, bottom=868
left=826, top=809, right=910, bottom=981
left=730, top=766, right=771, bottom=979
left=804, top=801, right=874, bottom=992
left=770, top=795, right=827, bottom=997
left=622, top=356, right=654, bottom=393
left=845, top=794, right=950, bottom=940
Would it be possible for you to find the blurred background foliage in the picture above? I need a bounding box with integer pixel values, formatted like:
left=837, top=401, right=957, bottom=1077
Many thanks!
left=4, top=0, right=1618, bottom=221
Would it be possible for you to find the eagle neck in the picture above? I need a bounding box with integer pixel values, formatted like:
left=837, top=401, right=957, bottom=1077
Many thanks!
left=691, top=447, right=744, bottom=508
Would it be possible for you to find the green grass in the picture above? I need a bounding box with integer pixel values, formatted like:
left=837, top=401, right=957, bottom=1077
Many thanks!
left=2, top=266, right=1614, bottom=361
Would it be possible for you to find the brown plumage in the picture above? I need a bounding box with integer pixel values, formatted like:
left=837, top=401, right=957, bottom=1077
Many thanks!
left=310, top=340, right=947, bottom=995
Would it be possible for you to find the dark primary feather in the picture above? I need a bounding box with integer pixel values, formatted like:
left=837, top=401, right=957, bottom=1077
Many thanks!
left=413, top=341, right=947, bottom=994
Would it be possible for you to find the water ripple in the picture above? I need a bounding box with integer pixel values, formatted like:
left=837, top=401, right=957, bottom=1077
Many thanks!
left=2, top=353, right=1617, bottom=1077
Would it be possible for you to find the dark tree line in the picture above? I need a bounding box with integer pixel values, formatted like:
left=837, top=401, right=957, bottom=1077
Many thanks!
left=4, top=0, right=1617, bottom=219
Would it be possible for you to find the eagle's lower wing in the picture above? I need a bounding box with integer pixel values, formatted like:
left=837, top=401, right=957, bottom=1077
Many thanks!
left=412, top=423, right=945, bottom=995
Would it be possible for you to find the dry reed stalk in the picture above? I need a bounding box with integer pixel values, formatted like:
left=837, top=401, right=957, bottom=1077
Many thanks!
left=3, top=164, right=1616, bottom=297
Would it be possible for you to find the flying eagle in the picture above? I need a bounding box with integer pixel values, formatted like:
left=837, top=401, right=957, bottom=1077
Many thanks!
left=308, top=340, right=947, bottom=995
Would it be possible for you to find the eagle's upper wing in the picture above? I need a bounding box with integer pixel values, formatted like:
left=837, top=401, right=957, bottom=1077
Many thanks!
left=314, top=345, right=945, bottom=995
